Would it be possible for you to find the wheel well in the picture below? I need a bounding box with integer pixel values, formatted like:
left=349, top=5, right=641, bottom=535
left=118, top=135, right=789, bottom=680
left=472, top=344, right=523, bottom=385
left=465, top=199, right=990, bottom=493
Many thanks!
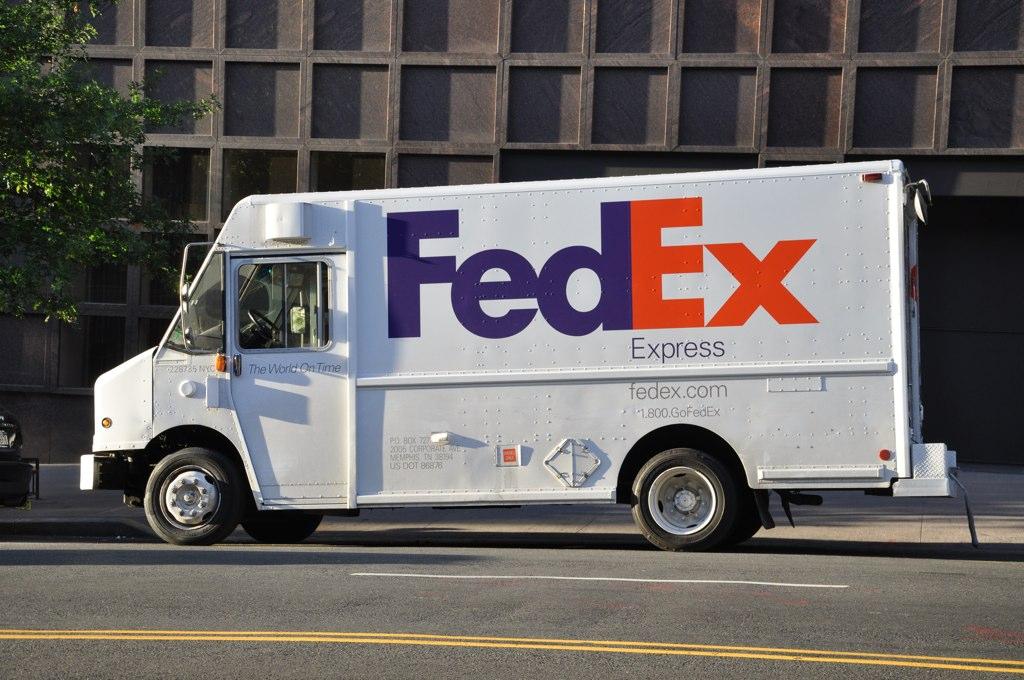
left=127, top=426, right=245, bottom=494
left=615, top=424, right=748, bottom=503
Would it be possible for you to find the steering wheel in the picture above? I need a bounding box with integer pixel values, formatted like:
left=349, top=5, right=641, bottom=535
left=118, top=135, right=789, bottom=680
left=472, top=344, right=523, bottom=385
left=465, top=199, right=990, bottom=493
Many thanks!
left=247, top=309, right=279, bottom=344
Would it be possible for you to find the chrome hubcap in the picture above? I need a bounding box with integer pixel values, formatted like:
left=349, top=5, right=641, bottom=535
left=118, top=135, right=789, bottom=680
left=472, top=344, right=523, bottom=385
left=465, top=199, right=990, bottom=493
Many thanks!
left=673, top=488, right=698, bottom=513
left=163, top=468, right=220, bottom=527
left=648, top=466, right=717, bottom=536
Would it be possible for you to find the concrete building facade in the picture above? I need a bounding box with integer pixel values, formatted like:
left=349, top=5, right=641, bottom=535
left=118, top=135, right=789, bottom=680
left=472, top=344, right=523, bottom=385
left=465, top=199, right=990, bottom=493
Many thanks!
left=2, top=0, right=1022, bottom=464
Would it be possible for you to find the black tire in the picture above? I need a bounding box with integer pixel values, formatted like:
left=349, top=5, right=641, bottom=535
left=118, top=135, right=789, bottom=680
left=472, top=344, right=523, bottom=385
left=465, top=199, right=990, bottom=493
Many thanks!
left=143, top=447, right=246, bottom=546
left=241, top=512, right=323, bottom=543
left=630, top=448, right=741, bottom=552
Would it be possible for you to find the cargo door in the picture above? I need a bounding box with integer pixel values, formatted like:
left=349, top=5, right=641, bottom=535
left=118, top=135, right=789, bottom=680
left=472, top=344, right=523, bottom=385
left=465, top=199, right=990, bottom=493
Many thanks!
left=227, top=253, right=350, bottom=505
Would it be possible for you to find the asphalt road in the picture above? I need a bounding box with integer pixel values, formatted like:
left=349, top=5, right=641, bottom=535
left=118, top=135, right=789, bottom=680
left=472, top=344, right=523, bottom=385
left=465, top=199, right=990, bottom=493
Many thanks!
left=0, top=540, right=1022, bottom=679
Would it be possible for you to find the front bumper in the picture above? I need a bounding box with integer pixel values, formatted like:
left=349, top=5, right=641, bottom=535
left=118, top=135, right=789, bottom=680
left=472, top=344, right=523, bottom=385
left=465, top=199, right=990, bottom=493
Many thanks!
left=80, top=453, right=128, bottom=491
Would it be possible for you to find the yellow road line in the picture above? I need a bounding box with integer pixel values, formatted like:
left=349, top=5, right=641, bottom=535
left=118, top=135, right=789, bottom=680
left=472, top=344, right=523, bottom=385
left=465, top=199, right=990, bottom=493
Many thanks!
left=0, top=629, right=1022, bottom=673
left=2, top=628, right=1022, bottom=668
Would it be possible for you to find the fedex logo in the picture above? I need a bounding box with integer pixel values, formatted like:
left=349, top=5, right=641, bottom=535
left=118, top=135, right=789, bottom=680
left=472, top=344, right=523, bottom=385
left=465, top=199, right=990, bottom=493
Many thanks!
left=387, top=197, right=817, bottom=339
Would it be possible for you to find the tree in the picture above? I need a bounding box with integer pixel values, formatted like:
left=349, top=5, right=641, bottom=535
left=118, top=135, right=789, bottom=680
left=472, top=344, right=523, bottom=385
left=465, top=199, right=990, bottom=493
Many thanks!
left=0, top=0, right=216, bottom=321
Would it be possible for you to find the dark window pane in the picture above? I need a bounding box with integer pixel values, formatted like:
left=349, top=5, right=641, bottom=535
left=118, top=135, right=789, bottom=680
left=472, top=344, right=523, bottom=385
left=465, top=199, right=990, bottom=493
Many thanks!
left=139, top=317, right=174, bottom=351
left=510, top=0, right=585, bottom=53
left=76, top=146, right=131, bottom=217
left=397, top=155, right=493, bottom=187
left=0, top=315, right=49, bottom=386
left=72, top=58, right=133, bottom=94
left=143, top=274, right=180, bottom=307
left=222, top=150, right=298, bottom=221
left=223, top=63, right=300, bottom=137
left=145, top=0, right=215, bottom=47
left=143, top=148, right=210, bottom=220
left=314, top=0, right=392, bottom=51
left=226, top=0, right=301, bottom=49
left=84, top=0, right=133, bottom=45
left=87, top=264, right=127, bottom=303
left=954, top=0, right=1023, bottom=52
left=310, top=152, right=386, bottom=191
left=682, top=0, right=761, bottom=54
left=857, top=0, right=940, bottom=53
left=141, top=233, right=209, bottom=306
left=59, top=316, right=126, bottom=388
left=143, top=61, right=214, bottom=134
left=767, top=68, right=843, bottom=147
left=771, top=0, right=846, bottom=53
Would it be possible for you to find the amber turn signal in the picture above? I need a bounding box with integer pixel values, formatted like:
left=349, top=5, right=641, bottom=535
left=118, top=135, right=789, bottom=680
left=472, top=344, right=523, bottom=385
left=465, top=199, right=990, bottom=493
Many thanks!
left=215, top=353, right=228, bottom=373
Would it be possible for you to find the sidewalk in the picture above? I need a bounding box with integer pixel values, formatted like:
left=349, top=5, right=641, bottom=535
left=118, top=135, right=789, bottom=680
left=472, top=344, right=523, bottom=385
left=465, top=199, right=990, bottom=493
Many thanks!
left=2, top=464, right=1021, bottom=557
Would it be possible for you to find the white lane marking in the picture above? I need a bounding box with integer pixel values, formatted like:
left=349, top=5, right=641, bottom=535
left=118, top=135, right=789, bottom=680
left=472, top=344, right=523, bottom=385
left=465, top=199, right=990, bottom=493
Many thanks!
left=351, top=572, right=849, bottom=589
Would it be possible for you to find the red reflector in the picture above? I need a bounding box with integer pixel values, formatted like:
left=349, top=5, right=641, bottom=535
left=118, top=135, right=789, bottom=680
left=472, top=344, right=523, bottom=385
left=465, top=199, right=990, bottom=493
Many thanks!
left=502, top=448, right=517, bottom=464
left=879, top=449, right=893, bottom=461
left=909, top=265, right=919, bottom=301
left=861, top=172, right=885, bottom=183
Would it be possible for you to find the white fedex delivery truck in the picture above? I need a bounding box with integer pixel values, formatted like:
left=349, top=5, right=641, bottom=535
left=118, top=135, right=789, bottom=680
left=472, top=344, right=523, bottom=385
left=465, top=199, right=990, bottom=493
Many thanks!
left=81, top=160, right=971, bottom=551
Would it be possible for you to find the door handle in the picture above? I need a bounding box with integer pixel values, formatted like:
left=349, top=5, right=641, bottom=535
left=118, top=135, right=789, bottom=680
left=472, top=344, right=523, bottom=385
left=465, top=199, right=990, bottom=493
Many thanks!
left=232, top=354, right=242, bottom=377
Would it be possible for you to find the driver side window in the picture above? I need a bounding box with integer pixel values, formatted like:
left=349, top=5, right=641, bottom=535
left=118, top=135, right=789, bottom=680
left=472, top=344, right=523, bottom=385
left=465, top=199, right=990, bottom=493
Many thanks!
left=237, top=261, right=330, bottom=350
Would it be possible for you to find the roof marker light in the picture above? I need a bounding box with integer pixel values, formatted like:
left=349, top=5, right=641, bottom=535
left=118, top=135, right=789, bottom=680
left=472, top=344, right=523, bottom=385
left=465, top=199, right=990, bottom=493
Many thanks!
left=861, top=172, right=885, bottom=183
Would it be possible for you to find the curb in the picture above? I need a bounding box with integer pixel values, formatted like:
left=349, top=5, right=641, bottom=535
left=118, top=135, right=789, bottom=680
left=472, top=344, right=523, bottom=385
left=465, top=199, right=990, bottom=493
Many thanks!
left=0, top=519, right=153, bottom=539
left=311, top=529, right=652, bottom=551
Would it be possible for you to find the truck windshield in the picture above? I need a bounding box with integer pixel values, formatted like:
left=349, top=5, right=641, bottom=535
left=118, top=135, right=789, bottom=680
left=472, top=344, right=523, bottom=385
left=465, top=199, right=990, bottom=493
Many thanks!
left=167, top=248, right=224, bottom=354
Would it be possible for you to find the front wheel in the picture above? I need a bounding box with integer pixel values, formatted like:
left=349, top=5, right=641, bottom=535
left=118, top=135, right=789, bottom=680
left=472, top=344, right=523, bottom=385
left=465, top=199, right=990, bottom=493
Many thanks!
left=242, top=511, right=323, bottom=543
left=631, top=448, right=741, bottom=552
left=143, top=448, right=246, bottom=546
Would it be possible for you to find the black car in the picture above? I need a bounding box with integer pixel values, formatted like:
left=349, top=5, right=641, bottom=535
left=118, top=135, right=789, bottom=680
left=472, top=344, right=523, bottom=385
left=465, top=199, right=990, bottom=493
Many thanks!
left=0, top=410, right=33, bottom=506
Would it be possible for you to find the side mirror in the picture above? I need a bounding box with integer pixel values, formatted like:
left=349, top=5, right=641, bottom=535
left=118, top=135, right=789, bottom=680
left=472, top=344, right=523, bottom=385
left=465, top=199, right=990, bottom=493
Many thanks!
left=179, top=278, right=190, bottom=315
left=179, top=246, right=192, bottom=317
left=907, top=179, right=932, bottom=225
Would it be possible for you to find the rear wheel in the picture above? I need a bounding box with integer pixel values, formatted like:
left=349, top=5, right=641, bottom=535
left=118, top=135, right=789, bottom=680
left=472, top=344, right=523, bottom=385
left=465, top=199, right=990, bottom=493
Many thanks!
left=242, top=511, right=323, bottom=543
left=143, top=448, right=245, bottom=546
left=631, top=448, right=741, bottom=552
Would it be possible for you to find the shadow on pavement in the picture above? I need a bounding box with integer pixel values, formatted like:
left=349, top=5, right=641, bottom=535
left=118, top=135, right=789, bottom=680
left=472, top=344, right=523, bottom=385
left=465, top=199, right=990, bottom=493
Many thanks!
left=295, top=529, right=1024, bottom=562
left=734, top=538, right=1024, bottom=562
left=4, top=528, right=1020, bottom=562
left=0, top=547, right=486, bottom=568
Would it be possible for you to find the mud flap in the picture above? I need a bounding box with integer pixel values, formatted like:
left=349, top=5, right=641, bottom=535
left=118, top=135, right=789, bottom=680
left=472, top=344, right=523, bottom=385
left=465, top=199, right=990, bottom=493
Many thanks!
left=950, top=471, right=979, bottom=548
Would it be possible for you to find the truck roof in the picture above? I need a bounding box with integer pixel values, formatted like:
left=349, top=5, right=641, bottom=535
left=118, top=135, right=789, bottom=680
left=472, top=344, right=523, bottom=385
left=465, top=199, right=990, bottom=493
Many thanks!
left=237, top=159, right=904, bottom=210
